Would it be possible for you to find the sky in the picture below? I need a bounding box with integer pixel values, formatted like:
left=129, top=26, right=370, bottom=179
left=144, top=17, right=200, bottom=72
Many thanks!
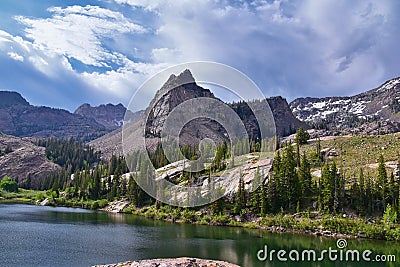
left=0, top=0, right=399, bottom=112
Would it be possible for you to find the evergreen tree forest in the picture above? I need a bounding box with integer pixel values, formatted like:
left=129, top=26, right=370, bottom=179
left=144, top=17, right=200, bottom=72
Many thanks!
left=31, top=131, right=400, bottom=227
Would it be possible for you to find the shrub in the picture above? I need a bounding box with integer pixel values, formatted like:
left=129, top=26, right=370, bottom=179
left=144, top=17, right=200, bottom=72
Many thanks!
left=91, top=201, right=100, bottom=210
left=212, top=214, right=230, bottom=225
left=181, top=209, right=196, bottom=223
left=98, top=199, right=109, bottom=209
left=0, top=176, right=18, bottom=192
left=36, top=192, right=45, bottom=202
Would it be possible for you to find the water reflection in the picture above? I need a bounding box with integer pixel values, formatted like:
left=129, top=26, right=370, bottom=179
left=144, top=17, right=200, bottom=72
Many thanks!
left=0, top=204, right=398, bottom=267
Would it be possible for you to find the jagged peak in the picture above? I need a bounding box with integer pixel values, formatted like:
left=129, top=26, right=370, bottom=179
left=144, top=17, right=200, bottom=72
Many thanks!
left=177, top=69, right=195, bottom=83
left=75, top=103, right=126, bottom=113
left=163, top=69, right=195, bottom=89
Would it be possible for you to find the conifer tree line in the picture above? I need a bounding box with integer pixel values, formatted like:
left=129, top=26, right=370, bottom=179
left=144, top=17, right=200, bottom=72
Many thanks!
left=35, top=136, right=265, bottom=205
left=32, top=133, right=400, bottom=218
left=37, top=137, right=101, bottom=172
left=233, top=133, right=400, bottom=218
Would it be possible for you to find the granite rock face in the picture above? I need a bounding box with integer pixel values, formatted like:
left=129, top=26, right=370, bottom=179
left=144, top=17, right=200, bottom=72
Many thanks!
left=0, top=133, right=60, bottom=186
left=144, top=69, right=227, bottom=146
left=93, top=257, right=240, bottom=267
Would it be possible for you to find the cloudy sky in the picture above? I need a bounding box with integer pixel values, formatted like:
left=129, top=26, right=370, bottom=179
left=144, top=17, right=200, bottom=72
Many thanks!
left=0, top=0, right=399, bottom=111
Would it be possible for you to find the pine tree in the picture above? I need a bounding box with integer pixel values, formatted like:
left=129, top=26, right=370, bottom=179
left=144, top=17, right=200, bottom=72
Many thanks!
left=260, top=182, right=267, bottom=216
left=89, top=166, right=101, bottom=199
left=281, top=144, right=300, bottom=211
left=398, top=183, right=400, bottom=219
left=251, top=188, right=260, bottom=215
left=127, top=175, right=136, bottom=205
left=316, top=137, right=322, bottom=165
left=389, top=172, right=395, bottom=206
left=299, top=153, right=312, bottom=206
left=377, top=154, right=387, bottom=211
left=331, top=162, right=339, bottom=213
left=321, top=163, right=334, bottom=212
left=234, top=173, right=246, bottom=214
left=295, top=128, right=310, bottom=145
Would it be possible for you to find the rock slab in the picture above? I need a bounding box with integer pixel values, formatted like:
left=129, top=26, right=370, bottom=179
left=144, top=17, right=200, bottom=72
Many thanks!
left=93, top=257, right=240, bottom=267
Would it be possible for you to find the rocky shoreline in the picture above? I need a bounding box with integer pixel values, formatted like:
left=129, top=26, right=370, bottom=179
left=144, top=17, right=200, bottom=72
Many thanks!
left=92, top=257, right=240, bottom=267
left=33, top=199, right=369, bottom=241
left=100, top=200, right=130, bottom=213
left=100, top=201, right=364, bottom=240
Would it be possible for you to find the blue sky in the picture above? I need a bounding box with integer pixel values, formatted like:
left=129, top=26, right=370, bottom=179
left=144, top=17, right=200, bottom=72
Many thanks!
left=0, top=0, right=399, bottom=111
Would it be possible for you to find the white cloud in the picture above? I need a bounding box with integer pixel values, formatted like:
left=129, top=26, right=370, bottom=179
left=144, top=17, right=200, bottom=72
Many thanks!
left=0, top=30, right=13, bottom=44
left=15, top=5, right=146, bottom=68
left=7, top=52, right=24, bottom=62
left=115, top=0, right=399, bottom=99
left=0, top=4, right=167, bottom=100
left=0, top=0, right=399, bottom=110
left=151, top=48, right=181, bottom=63
left=113, top=0, right=163, bottom=12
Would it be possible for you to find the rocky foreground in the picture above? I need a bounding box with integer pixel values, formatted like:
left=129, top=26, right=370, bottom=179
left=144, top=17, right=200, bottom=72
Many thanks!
left=93, top=257, right=240, bottom=267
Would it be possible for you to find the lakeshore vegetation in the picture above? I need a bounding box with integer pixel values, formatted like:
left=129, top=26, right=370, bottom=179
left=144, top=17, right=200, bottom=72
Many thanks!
left=1, top=130, right=400, bottom=241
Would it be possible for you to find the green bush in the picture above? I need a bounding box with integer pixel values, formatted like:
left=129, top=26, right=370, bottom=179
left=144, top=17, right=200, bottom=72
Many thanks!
left=211, top=214, right=230, bottom=225
left=181, top=209, right=196, bottom=223
left=98, top=199, right=109, bottom=209
left=91, top=201, right=100, bottom=210
left=0, top=176, right=18, bottom=192
left=321, top=217, right=359, bottom=235
left=36, top=192, right=45, bottom=202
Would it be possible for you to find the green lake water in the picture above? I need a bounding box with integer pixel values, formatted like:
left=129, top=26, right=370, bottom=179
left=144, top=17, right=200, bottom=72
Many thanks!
left=0, top=204, right=398, bottom=267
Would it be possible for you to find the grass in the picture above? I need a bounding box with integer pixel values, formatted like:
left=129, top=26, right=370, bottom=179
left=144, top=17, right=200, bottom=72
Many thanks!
left=0, top=188, right=45, bottom=204
left=300, top=133, right=400, bottom=178
left=123, top=203, right=400, bottom=241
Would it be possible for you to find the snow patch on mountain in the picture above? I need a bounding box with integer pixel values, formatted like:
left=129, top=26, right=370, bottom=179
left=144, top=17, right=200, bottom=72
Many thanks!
left=289, top=77, right=400, bottom=132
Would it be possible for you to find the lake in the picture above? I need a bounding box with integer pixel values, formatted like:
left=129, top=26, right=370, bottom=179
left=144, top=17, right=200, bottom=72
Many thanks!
left=0, top=204, right=398, bottom=267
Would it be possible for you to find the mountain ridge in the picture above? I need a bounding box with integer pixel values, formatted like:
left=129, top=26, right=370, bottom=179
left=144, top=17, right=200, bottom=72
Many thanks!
left=0, top=91, right=110, bottom=141
left=91, top=69, right=307, bottom=159
left=74, top=102, right=143, bottom=131
left=290, top=77, right=400, bottom=135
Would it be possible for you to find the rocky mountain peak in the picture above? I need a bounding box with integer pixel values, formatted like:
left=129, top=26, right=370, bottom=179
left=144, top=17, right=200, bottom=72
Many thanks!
left=91, top=70, right=310, bottom=159
left=0, top=91, right=30, bottom=108
left=145, top=69, right=216, bottom=139
left=74, top=102, right=133, bottom=130
left=164, top=69, right=195, bottom=87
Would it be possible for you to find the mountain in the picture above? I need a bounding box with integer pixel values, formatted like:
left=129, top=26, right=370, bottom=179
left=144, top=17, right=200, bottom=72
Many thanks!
left=0, top=91, right=30, bottom=108
left=0, top=91, right=109, bottom=141
left=0, top=133, right=60, bottom=187
left=91, top=69, right=230, bottom=158
left=290, top=77, right=400, bottom=135
left=144, top=69, right=230, bottom=147
left=74, top=103, right=143, bottom=131
left=90, top=69, right=307, bottom=159
left=229, top=96, right=309, bottom=138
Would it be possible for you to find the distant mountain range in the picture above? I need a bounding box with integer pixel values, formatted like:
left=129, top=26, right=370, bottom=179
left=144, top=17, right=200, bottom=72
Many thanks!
left=0, top=91, right=142, bottom=141
left=74, top=103, right=143, bottom=131
left=290, top=77, right=400, bottom=135
left=89, top=69, right=307, bottom=159
left=1, top=74, right=400, bottom=146
left=2, top=71, right=400, bottom=184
